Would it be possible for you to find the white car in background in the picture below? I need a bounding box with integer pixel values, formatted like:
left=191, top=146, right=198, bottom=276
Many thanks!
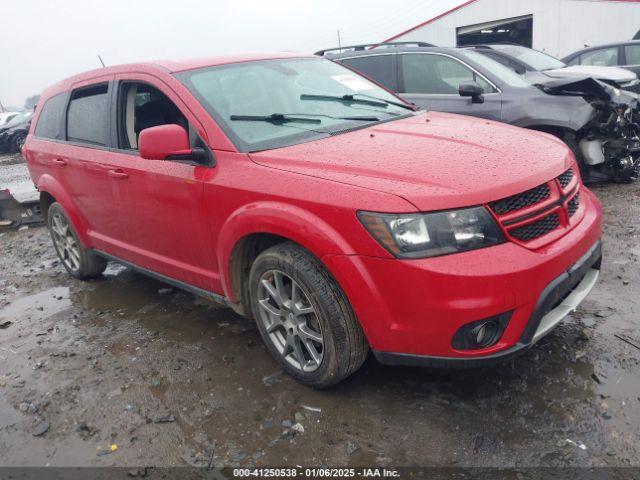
left=467, top=44, right=640, bottom=93
left=0, top=112, right=21, bottom=127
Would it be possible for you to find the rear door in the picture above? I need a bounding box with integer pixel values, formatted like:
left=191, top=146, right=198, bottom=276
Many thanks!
left=398, top=52, right=502, bottom=120
left=60, top=78, right=134, bottom=258
left=105, top=74, right=216, bottom=290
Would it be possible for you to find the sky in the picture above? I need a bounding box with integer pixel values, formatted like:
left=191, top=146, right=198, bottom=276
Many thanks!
left=0, top=0, right=463, bottom=109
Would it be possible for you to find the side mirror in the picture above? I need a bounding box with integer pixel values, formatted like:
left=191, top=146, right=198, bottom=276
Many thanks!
left=139, top=124, right=205, bottom=162
left=459, top=81, right=485, bottom=104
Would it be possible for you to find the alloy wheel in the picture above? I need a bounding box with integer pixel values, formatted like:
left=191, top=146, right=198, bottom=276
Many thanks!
left=256, top=269, right=324, bottom=372
left=50, top=212, right=81, bottom=272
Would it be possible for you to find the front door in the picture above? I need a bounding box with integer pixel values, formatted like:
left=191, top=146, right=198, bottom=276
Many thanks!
left=106, top=75, right=217, bottom=290
left=398, top=53, right=502, bottom=121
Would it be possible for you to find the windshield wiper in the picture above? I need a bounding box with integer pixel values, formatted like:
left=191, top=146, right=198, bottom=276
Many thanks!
left=229, top=113, right=322, bottom=124
left=230, top=112, right=381, bottom=124
left=282, top=112, right=381, bottom=122
left=300, top=93, right=416, bottom=111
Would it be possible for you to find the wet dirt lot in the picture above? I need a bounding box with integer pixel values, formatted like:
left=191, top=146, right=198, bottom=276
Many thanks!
left=0, top=153, right=639, bottom=470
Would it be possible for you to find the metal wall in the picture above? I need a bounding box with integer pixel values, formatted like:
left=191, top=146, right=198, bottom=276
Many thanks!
left=389, top=0, right=640, bottom=58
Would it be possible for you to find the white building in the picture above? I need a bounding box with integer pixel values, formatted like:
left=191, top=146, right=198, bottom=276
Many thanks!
left=384, top=0, right=640, bottom=58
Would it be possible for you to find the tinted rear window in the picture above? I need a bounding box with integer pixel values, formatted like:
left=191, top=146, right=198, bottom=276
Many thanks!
left=67, top=84, right=109, bottom=146
left=340, top=55, right=398, bottom=91
left=34, top=93, right=67, bottom=140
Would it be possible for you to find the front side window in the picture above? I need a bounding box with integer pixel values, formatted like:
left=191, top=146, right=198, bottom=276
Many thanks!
left=624, top=44, right=640, bottom=65
left=35, top=93, right=67, bottom=140
left=67, top=84, right=109, bottom=146
left=177, top=57, right=413, bottom=152
left=578, top=47, right=619, bottom=67
left=401, top=53, right=495, bottom=94
left=117, top=82, right=189, bottom=150
left=340, top=55, right=398, bottom=91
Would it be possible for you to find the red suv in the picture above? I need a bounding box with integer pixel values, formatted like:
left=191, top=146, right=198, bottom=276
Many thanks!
left=24, top=54, right=602, bottom=387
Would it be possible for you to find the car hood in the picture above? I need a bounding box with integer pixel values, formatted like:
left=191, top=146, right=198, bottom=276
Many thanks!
left=249, top=112, right=572, bottom=211
left=526, top=72, right=640, bottom=105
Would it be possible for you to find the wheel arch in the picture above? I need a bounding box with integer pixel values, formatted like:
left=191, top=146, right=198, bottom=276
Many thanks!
left=36, top=174, right=91, bottom=246
left=218, top=201, right=358, bottom=313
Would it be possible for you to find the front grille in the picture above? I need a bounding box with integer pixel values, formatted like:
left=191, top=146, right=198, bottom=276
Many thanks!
left=489, top=183, right=551, bottom=215
left=557, top=168, right=574, bottom=189
left=509, top=213, right=560, bottom=241
left=568, top=193, right=580, bottom=217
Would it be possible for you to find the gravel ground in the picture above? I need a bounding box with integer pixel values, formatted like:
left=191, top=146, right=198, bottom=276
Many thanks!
left=0, top=153, right=639, bottom=470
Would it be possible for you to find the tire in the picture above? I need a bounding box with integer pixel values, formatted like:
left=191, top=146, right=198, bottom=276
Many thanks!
left=249, top=242, right=368, bottom=388
left=11, top=132, right=26, bottom=154
left=47, top=202, right=107, bottom=279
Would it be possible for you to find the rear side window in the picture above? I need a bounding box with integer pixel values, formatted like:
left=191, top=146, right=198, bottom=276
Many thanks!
left=67, top=84, right=109, bottom=146
left=624, top=44, right=640, bottom=65
left=34, top=93, right=67, bottom=140
left=340, top=55, right=398, bottom=91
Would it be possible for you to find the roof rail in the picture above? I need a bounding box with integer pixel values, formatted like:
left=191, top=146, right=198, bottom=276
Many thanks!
left=315, top=41, right=436, bottom=56
left=463, top=43, right=523, bottom=49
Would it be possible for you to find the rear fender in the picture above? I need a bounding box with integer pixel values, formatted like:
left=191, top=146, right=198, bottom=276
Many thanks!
left=217, top=201, right=356, bottom=301
left=36, top=173, right=91, bottom=246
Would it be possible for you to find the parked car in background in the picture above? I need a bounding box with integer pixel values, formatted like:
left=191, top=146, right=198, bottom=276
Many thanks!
left=24, top=53, right=602, bottom=387
left=0, top=112, right=20, bottom=127
left=563, top=40, right=640, bottom=78
left=0, top=111, right=33, bottom=153
left=467, top=44, right=640, bottom=93
left=320, top=43, right=640, bottom=182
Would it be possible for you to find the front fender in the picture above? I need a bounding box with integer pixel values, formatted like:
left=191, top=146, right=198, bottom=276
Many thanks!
left=217, top=201, right=357, bottom=301
left=36, top=173, right=91, bottom=246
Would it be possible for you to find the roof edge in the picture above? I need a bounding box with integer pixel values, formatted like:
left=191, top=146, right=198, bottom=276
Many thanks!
left=383, top=0, right=640, bottom=43
left=383, top=0, right=479, bottom=43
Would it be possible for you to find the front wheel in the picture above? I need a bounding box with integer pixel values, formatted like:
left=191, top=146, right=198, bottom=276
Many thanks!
left=11, top=132, right=26, bottom=153
left=249, top=242, right=368, bottom=388
left=48, top=202, right=107, bottom=279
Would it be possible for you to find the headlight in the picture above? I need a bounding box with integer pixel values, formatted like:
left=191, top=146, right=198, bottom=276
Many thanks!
left=358, top=207, right=505, bottom=259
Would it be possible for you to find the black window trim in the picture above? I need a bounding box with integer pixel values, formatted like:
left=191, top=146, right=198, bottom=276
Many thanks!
left=65, top=82, right=113, bottom=149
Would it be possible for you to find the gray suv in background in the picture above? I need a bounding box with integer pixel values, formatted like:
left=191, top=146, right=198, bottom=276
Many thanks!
left=318, top=43, right=640, bottom=183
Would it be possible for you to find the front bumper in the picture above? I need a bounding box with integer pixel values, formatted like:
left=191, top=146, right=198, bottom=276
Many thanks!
left=323, top=188, right=602, bottom=364
left=373, top=240, right=601, bottom=368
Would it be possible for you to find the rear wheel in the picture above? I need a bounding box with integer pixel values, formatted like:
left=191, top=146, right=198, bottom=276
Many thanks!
left=48, top=202, right=106, bottom=279
left=249, top=242, right=368, bottom=388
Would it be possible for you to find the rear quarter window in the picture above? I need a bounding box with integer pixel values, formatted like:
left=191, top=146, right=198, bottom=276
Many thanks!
left=67, top=84, right=110, bottom=146
left=34, top=93, right=68, bottom=140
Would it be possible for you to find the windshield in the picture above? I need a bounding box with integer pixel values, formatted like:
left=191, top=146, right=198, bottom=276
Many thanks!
left=177, top=57, right=414, bottom=152
left=498, top=46, right=566, bottom=71
left=460, top=50, right=532, bottom=88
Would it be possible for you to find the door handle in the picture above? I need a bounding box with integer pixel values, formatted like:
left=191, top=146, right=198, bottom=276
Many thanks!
left=108, top=169, right=129, bottom=179
left=52, top=158, right=67, bottom=167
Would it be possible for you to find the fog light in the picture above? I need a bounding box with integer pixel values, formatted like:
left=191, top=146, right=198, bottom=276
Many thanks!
left=451, top=312, right=512, bottom=351
left=471, top=321, right=498, bottom=348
